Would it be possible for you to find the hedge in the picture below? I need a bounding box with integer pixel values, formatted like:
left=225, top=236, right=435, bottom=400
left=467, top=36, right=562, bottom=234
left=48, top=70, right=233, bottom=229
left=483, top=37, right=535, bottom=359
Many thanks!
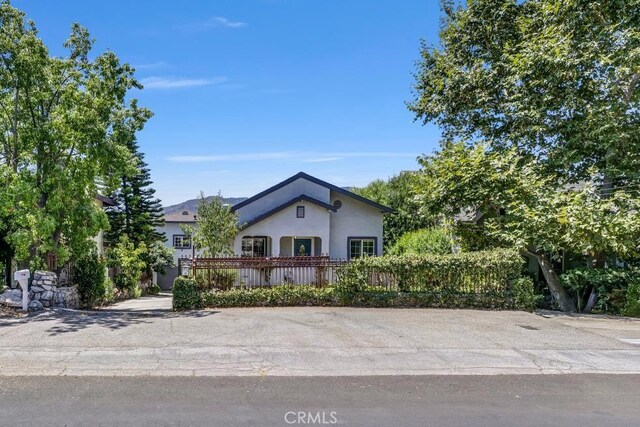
left=202, top=285, right=336, bottom=308
left=172, top=249, right=537, bottom=311
left=194, top=278, right=536, bottom=311
left=172, top=276, right=202, bottom=310
left=336, top=248, right=524, bottom=296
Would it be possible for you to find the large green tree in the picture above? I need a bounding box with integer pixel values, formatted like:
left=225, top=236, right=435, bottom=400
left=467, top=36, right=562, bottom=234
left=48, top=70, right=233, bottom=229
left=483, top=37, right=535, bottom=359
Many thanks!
left=106, top=138, right=166, bottom=272
left=418, top=143, right=640, bottom=312
left=355, top=171, right=435, bottom=249
left=409, top=0, right=640, bottom=183
left=409, top=0, right=640, bottom=311
left=0, top=2, right=149, bottom=274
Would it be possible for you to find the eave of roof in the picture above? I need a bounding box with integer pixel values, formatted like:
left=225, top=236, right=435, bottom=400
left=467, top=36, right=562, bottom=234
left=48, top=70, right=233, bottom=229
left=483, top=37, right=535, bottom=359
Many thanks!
left=241, top=194, right=337, bottom=229
left=231, top=171, right=393, bottom=213
left=96, top=194, right=117, bottom=207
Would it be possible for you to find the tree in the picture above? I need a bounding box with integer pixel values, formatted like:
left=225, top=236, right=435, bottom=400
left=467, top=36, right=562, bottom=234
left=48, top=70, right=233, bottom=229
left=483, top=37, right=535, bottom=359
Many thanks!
left=388, top=227, right=453, bottom=256
left=417, top=142, right=640, bottom=312
left=0, top=2, right=149, bottom=272
left=408, top=0, right=640, bottom=311
left=106, top=138, right=166, bottom=272
left=354, top=171, right=436, bottom=249
left=409, top=0, right=640, bottom=184
left=182, top=192, right=238, bottom=257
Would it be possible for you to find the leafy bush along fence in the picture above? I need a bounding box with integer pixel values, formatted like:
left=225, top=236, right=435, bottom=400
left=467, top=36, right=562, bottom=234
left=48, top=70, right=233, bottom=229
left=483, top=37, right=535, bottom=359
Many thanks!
left=173, top=249, right=537, bottom=311
left=181, top=256, right=347, bottom=288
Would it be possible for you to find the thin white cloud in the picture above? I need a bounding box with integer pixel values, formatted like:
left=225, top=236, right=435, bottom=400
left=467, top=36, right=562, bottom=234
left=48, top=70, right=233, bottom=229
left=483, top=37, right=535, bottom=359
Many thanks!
left=175, top=16, right=247, bottom=33
left=303, top=157, right=343, bottom=163
left=133, top=61, right=167, bottom=70
left=141, top=76, right=227, bottom=89
left=168, top=151, right=416, bottom=163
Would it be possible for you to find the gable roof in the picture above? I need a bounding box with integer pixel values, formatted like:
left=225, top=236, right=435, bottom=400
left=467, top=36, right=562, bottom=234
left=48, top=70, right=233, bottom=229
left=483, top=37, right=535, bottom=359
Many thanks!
left=96, top=194, right=117, bottom=207
left=231, top=172, right=393, bottom=213
left=164, top=210, right=197, bottom=223
left=241, top=194, right=337, bottom=229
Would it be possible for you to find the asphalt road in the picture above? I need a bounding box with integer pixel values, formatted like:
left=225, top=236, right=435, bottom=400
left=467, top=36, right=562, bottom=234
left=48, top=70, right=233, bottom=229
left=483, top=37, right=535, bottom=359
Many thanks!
left=3, top=307, right=640, bottom=376
left=1, top=375, right=639, bottom=426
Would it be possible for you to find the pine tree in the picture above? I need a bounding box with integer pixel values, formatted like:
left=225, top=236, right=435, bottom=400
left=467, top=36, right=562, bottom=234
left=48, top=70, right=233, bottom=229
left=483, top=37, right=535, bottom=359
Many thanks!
left=106, top=140, right=165, bottom=259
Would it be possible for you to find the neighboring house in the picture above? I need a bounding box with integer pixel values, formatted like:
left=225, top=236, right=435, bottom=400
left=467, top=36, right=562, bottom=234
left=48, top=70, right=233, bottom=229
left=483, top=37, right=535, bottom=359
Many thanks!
left=154, top=210, right=197, bottom=290
left=163, top=210, right=198, bottom=264
left=231, top=172, right=392, bottom=259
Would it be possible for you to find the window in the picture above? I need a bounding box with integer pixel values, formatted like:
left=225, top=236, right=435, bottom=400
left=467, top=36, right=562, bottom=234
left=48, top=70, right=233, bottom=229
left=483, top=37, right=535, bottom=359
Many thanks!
left=296, top=206, right=305, bottom=218
left=348, top=238, right=376, bottom=259
left=242, top=237, right=267, bottom=257
left=173, top=235, right=191, bottom=249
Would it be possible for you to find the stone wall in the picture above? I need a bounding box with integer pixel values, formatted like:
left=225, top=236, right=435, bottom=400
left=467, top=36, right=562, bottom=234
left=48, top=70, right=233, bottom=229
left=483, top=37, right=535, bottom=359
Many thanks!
left=0, top=270, right=80, bottom=311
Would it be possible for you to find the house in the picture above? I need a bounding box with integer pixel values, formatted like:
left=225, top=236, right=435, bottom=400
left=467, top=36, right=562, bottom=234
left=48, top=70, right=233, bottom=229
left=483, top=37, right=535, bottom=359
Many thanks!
left=231, top=172, right=392, bottom=259
left=155, top=172, right=392, bottom=289
left=163, top=210, right=197, bottom=265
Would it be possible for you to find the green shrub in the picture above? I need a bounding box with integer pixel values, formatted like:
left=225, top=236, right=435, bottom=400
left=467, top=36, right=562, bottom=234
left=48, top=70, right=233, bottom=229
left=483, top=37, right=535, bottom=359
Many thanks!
left=194, top=269, right=238, bottom=290
left=389, top=227, right=453, bottom=256
left=103, top=278, right=115, bottom=303
left=108, top=235, right=146, bottom=298
left=74, top=250, right=109, bottom=308
left=145, top=282, right=161, bottom=295
left=560, top=267, right=638, bottom=314
left=509, top=277, right=539, bottom=312
left=203, top=285, right=336, bottom=308
left=337, top=248, right=524, bottom=294
left=622, top=281, right=640, bottom=318
left=172, top=276, right=202, bottom=310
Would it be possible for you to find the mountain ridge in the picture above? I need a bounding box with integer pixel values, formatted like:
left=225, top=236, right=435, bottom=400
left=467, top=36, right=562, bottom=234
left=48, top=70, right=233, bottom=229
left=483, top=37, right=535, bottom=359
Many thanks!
left=163, top=196, right=248, bottom=214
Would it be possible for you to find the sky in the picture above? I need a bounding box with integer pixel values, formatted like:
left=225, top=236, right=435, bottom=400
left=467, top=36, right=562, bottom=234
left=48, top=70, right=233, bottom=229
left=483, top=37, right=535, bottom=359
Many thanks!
left=15, top=0, right=444, bottom=206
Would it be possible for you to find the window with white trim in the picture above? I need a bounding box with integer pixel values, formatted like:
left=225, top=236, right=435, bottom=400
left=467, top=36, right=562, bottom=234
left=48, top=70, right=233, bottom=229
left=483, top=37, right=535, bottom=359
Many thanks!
left=349, top=238, right=376, bottom=259
left=241, top=237, right=267, bottom=257
left=173, top=235, right=191, bottom=249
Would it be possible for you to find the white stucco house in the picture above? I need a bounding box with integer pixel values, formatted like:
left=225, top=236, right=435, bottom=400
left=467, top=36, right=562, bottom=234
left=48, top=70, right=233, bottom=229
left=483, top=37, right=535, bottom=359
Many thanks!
left=231, top=172, right=391, bottom=259
left=155, top=172, right=391, bottom=289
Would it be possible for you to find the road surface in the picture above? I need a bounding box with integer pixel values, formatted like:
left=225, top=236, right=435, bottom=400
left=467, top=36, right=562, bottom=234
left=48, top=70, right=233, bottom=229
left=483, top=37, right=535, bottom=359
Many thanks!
left=1, top=375, right=639, bottom=426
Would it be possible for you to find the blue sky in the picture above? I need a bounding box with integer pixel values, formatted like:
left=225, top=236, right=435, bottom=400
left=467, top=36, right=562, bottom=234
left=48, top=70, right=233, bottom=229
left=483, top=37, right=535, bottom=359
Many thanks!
left=16, top=0, right=443, bottom=205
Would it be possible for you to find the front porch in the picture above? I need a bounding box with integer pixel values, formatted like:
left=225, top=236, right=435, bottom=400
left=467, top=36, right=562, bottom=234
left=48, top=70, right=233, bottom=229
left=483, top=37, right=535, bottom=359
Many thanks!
left=240, top=236, right=325, bottom=257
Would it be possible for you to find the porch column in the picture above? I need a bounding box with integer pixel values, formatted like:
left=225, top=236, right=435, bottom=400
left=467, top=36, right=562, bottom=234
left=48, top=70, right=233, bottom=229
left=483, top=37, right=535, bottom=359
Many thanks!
left=271, top=236, right=280, bottom=257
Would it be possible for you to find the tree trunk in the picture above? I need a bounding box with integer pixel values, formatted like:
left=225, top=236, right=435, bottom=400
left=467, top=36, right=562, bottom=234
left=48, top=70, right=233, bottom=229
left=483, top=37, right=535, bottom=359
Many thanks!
left=583, top=287, right=598, bottom=314
left=524, top=250, right=576, bottom=312
left=3, top=253, right=11, bottom=288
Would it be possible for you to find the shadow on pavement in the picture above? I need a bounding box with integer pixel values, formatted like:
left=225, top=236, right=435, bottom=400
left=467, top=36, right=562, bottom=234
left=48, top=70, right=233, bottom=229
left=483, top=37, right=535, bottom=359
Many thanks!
left=33, top=308, right=220, bottom=336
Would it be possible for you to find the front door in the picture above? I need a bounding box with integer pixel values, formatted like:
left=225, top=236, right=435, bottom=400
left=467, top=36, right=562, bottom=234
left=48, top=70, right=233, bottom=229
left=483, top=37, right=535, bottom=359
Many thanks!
left=293, top=238, right=312, bottom=256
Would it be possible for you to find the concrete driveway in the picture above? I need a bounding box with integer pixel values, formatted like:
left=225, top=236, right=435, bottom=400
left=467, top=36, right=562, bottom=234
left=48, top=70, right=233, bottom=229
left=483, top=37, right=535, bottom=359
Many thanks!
left=1, top=305, right=639, bottom=376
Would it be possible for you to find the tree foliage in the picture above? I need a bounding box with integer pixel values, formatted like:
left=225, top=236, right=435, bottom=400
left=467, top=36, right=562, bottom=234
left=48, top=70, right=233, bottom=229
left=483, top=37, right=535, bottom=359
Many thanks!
left=106, top=138, right=167, bottom=272
left=389, top=227, right=453, bottom=256
left=409, top=0, right=640, bottom=183
left=409, top=0, right=640, bottom=312
left=0, top=2, right=150, bottom=270
left=182, top=192, right=238, bottom=257
left=354, top=171, right=435, bottom=249
left=417, top=142, right=640, bottom=312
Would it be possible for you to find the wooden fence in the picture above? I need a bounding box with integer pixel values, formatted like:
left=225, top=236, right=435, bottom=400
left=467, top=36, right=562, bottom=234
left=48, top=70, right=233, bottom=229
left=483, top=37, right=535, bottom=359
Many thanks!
left=178, top=256, right=348, bottom=289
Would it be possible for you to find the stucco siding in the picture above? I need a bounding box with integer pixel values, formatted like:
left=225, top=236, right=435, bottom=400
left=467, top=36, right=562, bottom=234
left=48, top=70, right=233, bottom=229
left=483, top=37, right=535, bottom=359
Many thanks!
left=235, top=178, right=330, bottom=224
left=329, top=190, right=384, bottom=259
left=234, top=201, right=331, bottom=256
left=161, top=222, right=197, bottom=264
